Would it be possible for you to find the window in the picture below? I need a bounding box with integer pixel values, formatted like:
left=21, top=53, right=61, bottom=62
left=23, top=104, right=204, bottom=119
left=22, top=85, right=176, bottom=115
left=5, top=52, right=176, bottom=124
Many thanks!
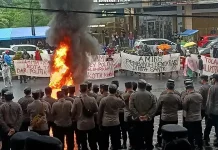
left=12, top=46, right=36, bottom=52
left=142, top=40, right=156, bottom=45
left=8, top=50, right=15, bottom=55
left=0, top=50, right=3, bottom=55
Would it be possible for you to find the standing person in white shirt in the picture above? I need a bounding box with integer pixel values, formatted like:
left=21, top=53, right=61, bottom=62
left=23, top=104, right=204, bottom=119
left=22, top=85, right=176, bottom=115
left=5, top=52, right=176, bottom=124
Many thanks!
left=1, top=63, right=12, bottom=88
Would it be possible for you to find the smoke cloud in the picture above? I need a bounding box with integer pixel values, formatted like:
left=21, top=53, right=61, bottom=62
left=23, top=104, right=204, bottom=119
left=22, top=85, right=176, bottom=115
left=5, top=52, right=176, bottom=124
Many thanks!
left=39, top=0, right=99, bottom=84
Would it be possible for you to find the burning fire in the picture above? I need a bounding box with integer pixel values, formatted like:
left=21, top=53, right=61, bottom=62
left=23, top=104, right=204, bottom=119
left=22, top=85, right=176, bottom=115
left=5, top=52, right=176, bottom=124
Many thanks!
left=49, top=38, right=74, bottom=90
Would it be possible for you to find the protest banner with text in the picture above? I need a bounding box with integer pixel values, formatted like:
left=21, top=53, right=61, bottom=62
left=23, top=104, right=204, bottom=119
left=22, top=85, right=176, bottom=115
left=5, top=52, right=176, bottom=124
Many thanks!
left=121, top=52, right=180, bottom=73
left=191, top=54, right=218, bottom=76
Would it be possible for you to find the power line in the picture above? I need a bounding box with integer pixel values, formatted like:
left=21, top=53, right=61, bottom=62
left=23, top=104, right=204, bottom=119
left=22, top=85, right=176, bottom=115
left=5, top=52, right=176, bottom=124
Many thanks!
left=0, top=5, right=218, bottom=18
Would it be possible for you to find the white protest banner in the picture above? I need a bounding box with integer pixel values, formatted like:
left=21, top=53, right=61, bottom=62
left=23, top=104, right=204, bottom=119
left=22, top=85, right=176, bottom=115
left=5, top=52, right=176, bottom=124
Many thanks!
left=191, top=54, right=218, bottom=76
left=14, top=60, right=50, bottom=77
left=94, top=54, right=121, bottom=70
left=121, top=52, right=180, bottom=73
left=87, top=60, right=114, bottom=80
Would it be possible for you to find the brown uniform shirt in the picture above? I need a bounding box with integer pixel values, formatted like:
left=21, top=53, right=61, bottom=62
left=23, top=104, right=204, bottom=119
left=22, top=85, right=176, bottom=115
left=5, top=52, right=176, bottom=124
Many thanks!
left=161, top=89, right=181, bottom=97
left=157, top=92, right=182, bottom=121
left=122, top=91, right=134, bottom=122
left=65, top=96, right=74, bottom=104
left=87, top=91, right=98, bottom=99
left=27, top=100, right=50, bottom=131
left=43, top=96, right=56, bottom=122
left=198, top=83, right=210, bottom=110
left=72, top=94, right=98, bottom=130
left=0, top=101, right=23, bottom=132
left=99, top=94, right=125, bottom=126
left=183, top=91, right=202, bottom=122
left=129, top=89, right=157, bottom=119
left=97, top=92, right=109, bottom=105
left=52, top=99, right=73, bottom=127
left=18, top=95, right=34, bottom=122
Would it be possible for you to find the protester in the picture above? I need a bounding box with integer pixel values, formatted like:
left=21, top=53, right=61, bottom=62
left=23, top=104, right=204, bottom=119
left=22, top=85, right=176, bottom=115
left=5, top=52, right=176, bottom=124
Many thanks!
left=0, top=91, right=23, bottom=150
left=35, top=49, right=42, bottom=61
left=183, top=83, right=203, bottom=149
left=98, top=84, right=125, bottom=150
left=18, top=87, right=34, bottom=131
left=20, top=50, right=30, bottom=84
left=129, top=79, right=157, bottom=150
left=72, top=83, right=98, bottom=150
left=3, top=51, right=12, bottom=66
left=52, top=91, right=74, bottom=150
left=198, top=55, right=203, bottom=77
left=1, top=63, right=12, bottom=88
left=27, top=90, right=50, bottom=135
left=128, top=32, right=134, bottom=48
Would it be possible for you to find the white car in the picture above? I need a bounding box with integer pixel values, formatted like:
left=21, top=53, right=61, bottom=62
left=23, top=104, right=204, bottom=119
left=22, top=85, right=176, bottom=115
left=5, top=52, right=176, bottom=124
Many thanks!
left=134, top=38, right=185, bottom=54
left=0, top=48, right=16, bottom=58
left=10, top=44, right=50, bottom=60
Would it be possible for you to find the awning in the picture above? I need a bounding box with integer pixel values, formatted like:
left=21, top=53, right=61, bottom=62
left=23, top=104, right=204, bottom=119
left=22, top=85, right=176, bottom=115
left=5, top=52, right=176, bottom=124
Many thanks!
left=11, top=27, right=33, bottom=39
left=180, top=29, right=199, bottom=36
left=0, top=28, right=12, bottom=40
left=35, top=26, right=49, bottom=37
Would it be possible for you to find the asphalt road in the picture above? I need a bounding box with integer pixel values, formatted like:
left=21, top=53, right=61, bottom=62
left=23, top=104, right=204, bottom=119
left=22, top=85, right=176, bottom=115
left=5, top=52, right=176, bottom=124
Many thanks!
left=0, top=72, right=217, bottom=150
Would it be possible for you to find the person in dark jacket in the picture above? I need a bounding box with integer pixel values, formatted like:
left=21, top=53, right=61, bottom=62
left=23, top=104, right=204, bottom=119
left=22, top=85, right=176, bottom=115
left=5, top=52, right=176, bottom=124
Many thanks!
left=198, top=55, right=203, bottom=77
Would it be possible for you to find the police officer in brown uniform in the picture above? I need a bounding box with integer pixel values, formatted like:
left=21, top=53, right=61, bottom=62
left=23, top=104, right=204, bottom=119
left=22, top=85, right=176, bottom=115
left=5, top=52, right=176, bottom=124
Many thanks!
left=160, top=79, right=181, bottom=97
left=18, top=87, right=34, bottom=131
left=72, top=83, right=98, bottom=150
left=132, top=82, right=137, bottom=92
left=97, top=84, right=109, bottom=105
left=61, top=85, right=74, bottom=104
left=181, top=79, right=193, bottom=101
left=129, top=79, right=157, bottom=150
left=69, top=85, right=76, bottom=98
left=27, top=90, right=50, bottom=135
left=0, top=91, right=23, bottom=150
left=43, top=87, right=56, bottom=133
left=86, top=81, right=98, bottom=99
left=122, top=82, right=135, bottom=149
left=98, top=84, right=125, bottom=150
left=52, top=91, right=74, bottom=150
left=199, top=75, right=210, bottom=120
left=92, top=84, right=100, bottom=95
left=1, top=88, right=8, bottom=102
left=156, top=82, right=182, bottom=147
left=183, top=83, right=203, bottom=150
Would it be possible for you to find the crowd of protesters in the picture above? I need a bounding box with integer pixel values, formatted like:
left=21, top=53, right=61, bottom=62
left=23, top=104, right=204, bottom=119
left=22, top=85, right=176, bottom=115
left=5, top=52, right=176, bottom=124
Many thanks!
left=0, top=74, right=218, bottom=150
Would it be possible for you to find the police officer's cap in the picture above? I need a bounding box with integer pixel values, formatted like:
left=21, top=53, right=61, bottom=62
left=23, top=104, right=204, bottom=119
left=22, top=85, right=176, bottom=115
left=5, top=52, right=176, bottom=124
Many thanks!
left=185, top=83, right=194, bottom=89
left=1, top=88, right=8, bottom=96
left=200, top=75, right=208, bottom=81
left=146, top=83, right=152, bottom=88
left=185, top=81, right=193, bottom=86
left=100, top=84, right=105, bottom=89
left=138, top=79, right=147, bottom=84
left=167, top=79, right=175, bottom=84
left=109, top=84, right=117, bottom=90
left=111, top=80, right=119, bottom=87
left=138, top=79, right=147, bottom=89
left=184, top=78, right=192, bottom=84
left=212, top=74, right=218, bottom=81
left=68, top=85, right=75, bottom=91
left=5, top=91, right=14, bottom=100
left=102, top=84, right=109, bottom=91
left=93, top=84, right=99, bottom=89
left=24, top=87, right=31, bottom=93
left=85, top=81, right=92, bottom=88
left=167, top=82, right=175, bottom=89
left=10, top=131, right=39, bottom=150
left=125, top=82, right=132, bottom=89
left=25, top=135, right=62, bottom=150
left=80, top=83, right=88, bottom=90
left=61, top=85, right=68, bottom=90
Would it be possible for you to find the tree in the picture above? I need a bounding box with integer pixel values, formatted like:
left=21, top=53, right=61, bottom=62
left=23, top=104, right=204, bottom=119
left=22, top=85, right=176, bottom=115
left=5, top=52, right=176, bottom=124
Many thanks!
left=0, top=0, right=50, bottom=28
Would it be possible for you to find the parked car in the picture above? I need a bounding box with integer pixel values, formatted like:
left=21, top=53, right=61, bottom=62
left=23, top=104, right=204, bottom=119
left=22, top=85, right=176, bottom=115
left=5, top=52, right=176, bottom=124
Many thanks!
left=197, top=35, right=218, bottom=47
left=10, top=44, right=50, bottom=60
left=134, top=38, right=185, bottom=54
left=198, top=39, right=218, bottom=57
left=0, top=48, right=16, bottom=58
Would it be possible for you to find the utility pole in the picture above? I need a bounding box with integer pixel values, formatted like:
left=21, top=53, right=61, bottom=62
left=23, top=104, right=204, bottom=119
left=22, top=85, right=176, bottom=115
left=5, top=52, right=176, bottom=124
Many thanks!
left=30, top=0, right=35, bottom=36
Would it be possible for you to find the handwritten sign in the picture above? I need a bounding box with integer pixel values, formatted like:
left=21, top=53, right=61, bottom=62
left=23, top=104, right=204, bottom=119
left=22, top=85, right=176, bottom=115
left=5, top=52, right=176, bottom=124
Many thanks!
left=121, top=52, right=180, bottom=73
left=14, top=60, right=50, bottom=77
left=88, top=61, right=114, bottom=79
left=191, top=54, right=218, bottom=76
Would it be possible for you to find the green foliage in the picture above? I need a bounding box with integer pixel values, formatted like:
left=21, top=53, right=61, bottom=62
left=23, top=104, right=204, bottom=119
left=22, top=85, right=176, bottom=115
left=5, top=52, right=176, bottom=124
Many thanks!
left=0, top=0, right=50, bottom=28
left=13, top=51, right=22, bottom=60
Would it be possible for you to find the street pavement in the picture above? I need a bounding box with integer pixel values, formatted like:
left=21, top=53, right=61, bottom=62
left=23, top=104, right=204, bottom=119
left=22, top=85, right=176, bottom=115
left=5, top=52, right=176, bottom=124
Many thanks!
left=0, top=72, right=217, bottom=150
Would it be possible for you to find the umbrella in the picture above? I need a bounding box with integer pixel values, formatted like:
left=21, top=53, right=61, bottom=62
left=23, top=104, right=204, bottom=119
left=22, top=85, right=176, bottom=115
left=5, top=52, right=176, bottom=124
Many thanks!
left=183, top=42, right=196, bottom=48
left=157, top=44, right=171, bottom=50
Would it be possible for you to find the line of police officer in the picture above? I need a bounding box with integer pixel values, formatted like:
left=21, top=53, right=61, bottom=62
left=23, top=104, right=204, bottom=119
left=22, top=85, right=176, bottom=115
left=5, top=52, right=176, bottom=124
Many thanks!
left=0, top=75, right=218, bottom=150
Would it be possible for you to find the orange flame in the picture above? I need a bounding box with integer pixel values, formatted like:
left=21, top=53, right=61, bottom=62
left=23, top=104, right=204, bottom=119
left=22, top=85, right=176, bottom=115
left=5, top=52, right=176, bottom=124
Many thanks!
left=49, top=38, right=74, bottom=89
